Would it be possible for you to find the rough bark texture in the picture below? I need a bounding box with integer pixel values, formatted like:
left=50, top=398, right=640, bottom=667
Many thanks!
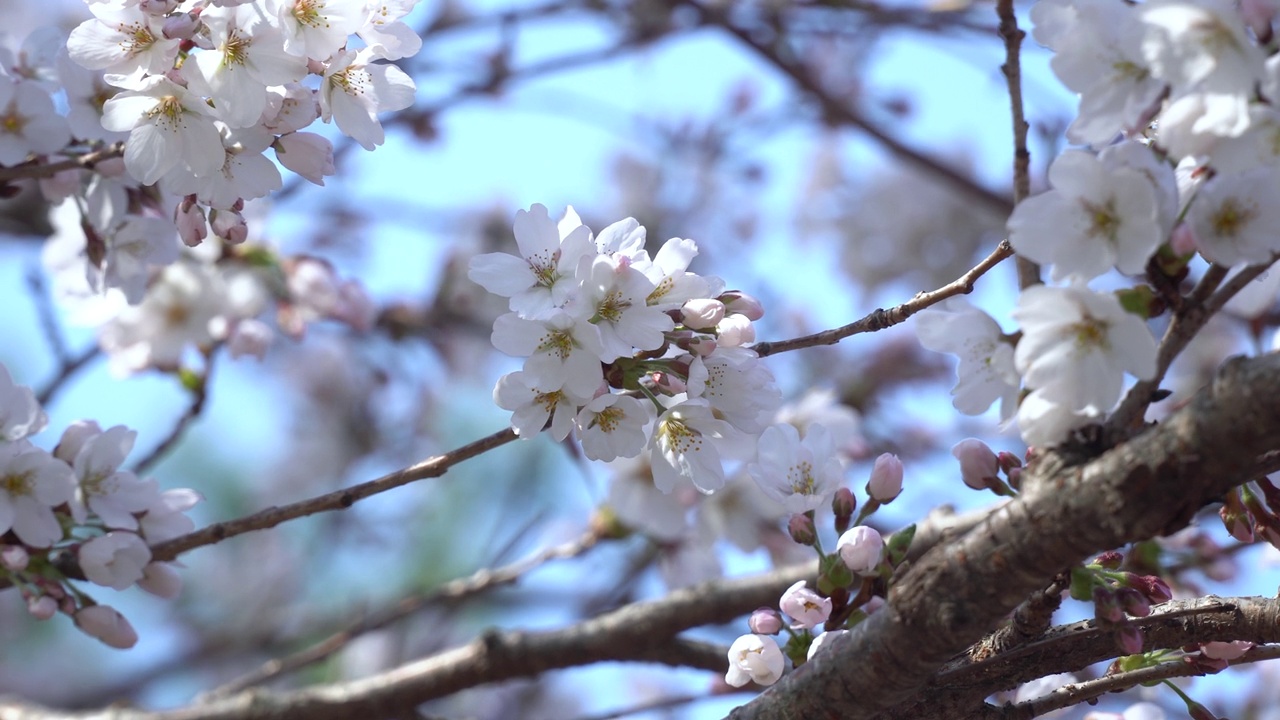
left=729, top=352, right=1280, bottom=719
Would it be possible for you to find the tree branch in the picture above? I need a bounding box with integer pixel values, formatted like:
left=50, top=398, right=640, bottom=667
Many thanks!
left=729, top=350, right=1280, bottom=719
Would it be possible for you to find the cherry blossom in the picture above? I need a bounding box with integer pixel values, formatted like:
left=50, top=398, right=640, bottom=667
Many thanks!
left=469, top=204, right=595, bottom=315
left=0, top=441, right=76, bottom=548
left=67, top=3, right=180, bottom=78
left=490, top=310, right=605, bottom=399
left=650, top=399, right=732, bottom=494
left=725, top=634, right=785, bottom=687
left=1008, top=149, right=1162, bottom=282
left=1186, top=167, right=1280, bottom=266
left=570, top=253, right=673, bottom=361
left=493, top=370, right=586, bottom=441
left=0, top=364, right=46, bottom=441
left=1012, top=284, right=1157, bottom=417
left=0, top=79, right=70, bottom=166
left=100, top=75, right=224, bottom=185
left=837, top=525, right=884, bottom=576
left=574, top=393, right=651, bottom=462
left=778, top=580, right=832, bottom=629
left=319, top=48, right=416, bottom=151
left=748, top=423, right=843, bottom=513
left=79, top=532, right=151, bottom=590
left=915, top=298, right=1019, bottom=420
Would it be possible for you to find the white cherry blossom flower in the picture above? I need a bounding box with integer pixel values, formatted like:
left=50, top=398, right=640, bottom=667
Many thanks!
left=67, top=425, right=160, bottom=528
left=164, top=125, right=283, bottom=209
left=915, top=298, right=1019, bottom=420
left=1043, top=0, right=1164, bottom=146
left=686, top=354, right=781, bottom=434
left=469, top=204, right=596, bottom=315
left=0, top=364, right=46, bottom=441
left=100, top=261, right=229, bottom=374
left=183, top=7, right=308, bottom=128
left=275, top=0, right=366, bottom=60
left=779, top=580, right=831, bottom=629
left=79, top=531, right=151, bottom=590
left=725, top=634, right=785, bottom=687
left=0, top=441, right=75, bottom=548
left=1013, top=284, right=1157, bottom=415
left=748, top=423, right=843, bottom=513
left=67, top=3, right=180, bottom=78
left=357, top=0, right=423, bottom=60
left=574, top=393, right=651, bottom=462
left=570, top=253, right=673, bottom=361
left=493, top=370, right=586, bottom=441
left=1008, top=150, right=1162, bottom=282
left=1186, top=167, right=1280, bottom=266
left=650, top=399, right=731, bottom=494
left=0, top=79, right=70, bottom=165
left=1140, top=0, right=1265, bottom=96
left=100, top=75, right=223, bottom=185
left=490, top=310, right=605, bottom=398
left=643, top=238, right=714, bottom=310
left=319, top=48, right=416, bottom=150
left=139, top=488, right=201, bottom=544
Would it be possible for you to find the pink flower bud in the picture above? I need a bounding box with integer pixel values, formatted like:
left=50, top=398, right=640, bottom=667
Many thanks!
left=1115, top=626, right=1143, bottom=655
left=788, top=513, right=817, bottom=546
left=138, top=562, right=183, bottom=599
left=719, top=290, right=764, bottom=321
left=210, top=208, right=248, bottom=245
left=26, top=595, right=56, bottom=620
left=1129, top=574, right=1172, bottom=604
left=832, top=488, right=856, bottom=533
left=716, top=314, right=755, bottom=346
left=1170, top=222, right=1197, bottom=256
left=749, top=607, right=783, bottom=635
left=1093, top=550, right=1123, bottom=569
left=175, top=196, right=207, bottom=247
left=836, top=525, right=883, bottom=576
left=681, top=298, right=725, bottom=330
left=1093, top=587, right=1124, bottom=624
left=952, top=439, right=999, bottom=490
left=651, top=371, right=687, bottom=395
left=1117, top=587, right=1150, bottom=618
left=866, top=453, right=903, bottom=503
left=74, top=605, right=138, bottom=649
left=162, top=11, right=200, bottom=40
left=1, top=545, right=28, bottom=571
left=53, top=419, right=103, bottom=464
left=1200, top=640, right=1252, bottom=660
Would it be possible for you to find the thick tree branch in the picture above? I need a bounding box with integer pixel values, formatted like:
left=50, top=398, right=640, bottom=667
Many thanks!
left=729, top=350, right=1280, bottom=719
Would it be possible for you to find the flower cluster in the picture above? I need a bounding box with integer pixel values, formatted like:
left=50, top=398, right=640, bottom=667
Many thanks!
left=470, top=204, right=783, bottom=495
left=0, top=363, right=201, bottom=648
left=0, top=0, right=419, bottom=344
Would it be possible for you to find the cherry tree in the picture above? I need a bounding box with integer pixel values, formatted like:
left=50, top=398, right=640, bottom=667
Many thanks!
left=0, top=0, right=1279, bottom=719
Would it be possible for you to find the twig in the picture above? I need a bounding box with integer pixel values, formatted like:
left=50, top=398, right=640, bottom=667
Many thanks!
left=752, top=240, right=1013, bottom=357
left=147, top=426, right=520, bottom=562
left=207, top=528, right=607, bottom=696
left=684, top=0, right=1014, bottom=220
left=995, top=0, right=1039, bottom=290
left=0, top=144, right=124, bottom=182
left=131, top=363, right=214, bottom=476
left=1108, top=260, right=1275, bottom=433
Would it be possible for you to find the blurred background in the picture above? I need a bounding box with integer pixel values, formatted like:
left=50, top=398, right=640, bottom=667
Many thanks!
left=0, top=0, right=1275, bottom=717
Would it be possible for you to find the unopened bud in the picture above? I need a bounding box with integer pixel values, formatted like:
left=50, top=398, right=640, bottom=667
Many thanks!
left=1201, top=640, right=1252, bottom=660
left=1115, top=626, right=1144, bottom=655
left=749, top=607, right=784, bottom=635
left=836, top=525, right=884, bottom=576
left=1093, top=550, right=1123, bottom=570
left=210, top=208, right=248, bottom=245
left=866, top=453, right=903, bottom=503
left=1129, top=573, right=1172, bottom=604
left=74, top=605, right=139, bottom=649
left=681, top=298, right=725, bottom=330
left=1093, top=587, right=1123, bottom=624
left=162, top=11, right=200, bottom=40
left=716, top=314, right=755, bottom=346
left=719, top=290, right=764, bottom=320
left=1116, top=587, right=1150, bottom=618
left=1, top=545, right=29, bottom=571
left=788, top=513, right=817, bottom=546
left=26, top=595, right=56, bottom=620
left=996, top=451, right=1022, bottom=472
left=952, top=439, right=998, bottom=490
left=832, top=488, right=855, bottom=533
